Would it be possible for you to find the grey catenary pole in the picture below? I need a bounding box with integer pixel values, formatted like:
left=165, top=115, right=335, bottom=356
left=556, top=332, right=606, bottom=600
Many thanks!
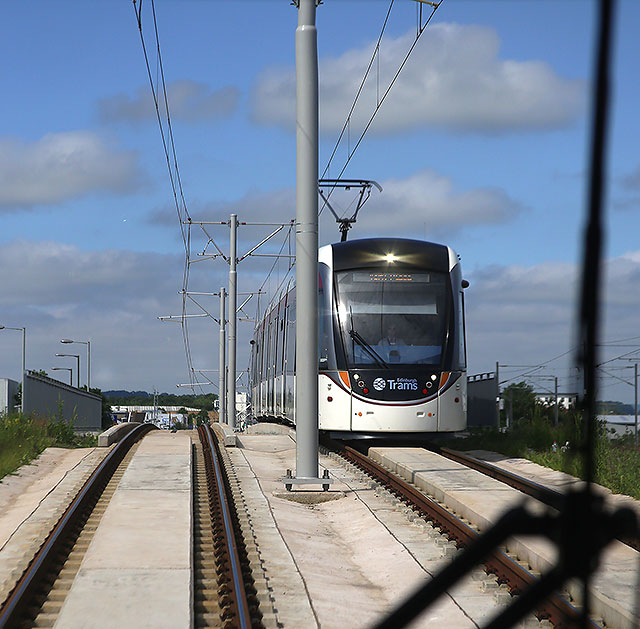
left=219, top=287, right=226, bottom=424
left=286, top=0, right=330, bottom=490
left=227, top=214, right=238, bottom=429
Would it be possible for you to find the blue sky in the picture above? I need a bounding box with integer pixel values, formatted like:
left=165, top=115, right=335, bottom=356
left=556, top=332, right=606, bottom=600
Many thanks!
left=1, top=0, right=639, bottom=404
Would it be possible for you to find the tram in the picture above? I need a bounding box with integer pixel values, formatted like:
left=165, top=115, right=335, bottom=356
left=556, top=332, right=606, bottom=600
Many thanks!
left=249, top=238, right=468, bottom=437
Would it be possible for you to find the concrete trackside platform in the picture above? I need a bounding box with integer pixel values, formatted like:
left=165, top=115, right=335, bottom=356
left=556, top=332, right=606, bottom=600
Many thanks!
left=228, top=433, right=523, bottom=629
left=0, top=447, right=110, bottom=607
left=55, top=431, right=192, bottom=629
left=368, top=447, right=640, bottom=629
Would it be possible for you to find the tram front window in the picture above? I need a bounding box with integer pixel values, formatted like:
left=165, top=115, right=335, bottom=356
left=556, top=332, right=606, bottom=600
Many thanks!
left=335, top=269, right=450, bottom=367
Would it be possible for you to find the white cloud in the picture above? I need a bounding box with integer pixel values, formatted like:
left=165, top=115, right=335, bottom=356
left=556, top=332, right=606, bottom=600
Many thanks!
left=0, top=240, right=224, bottom=393
left=0, top=132, right=143, bottom=211
left=147, top=189, right=296, bottom=228
left=465, top=252, right=640, bottom=404
left=98, top=80, right=240, bottom=124
left=252, top=23, right=584, bottom=135
left=149, top=170, right=521, bottom=243
left=621, top=165, right=640, bottom=190
left=354, top=169, right=523, bottom=237
left=1, top=239, right=637, bottom=401
left=0, top=240, right=179, bottom=308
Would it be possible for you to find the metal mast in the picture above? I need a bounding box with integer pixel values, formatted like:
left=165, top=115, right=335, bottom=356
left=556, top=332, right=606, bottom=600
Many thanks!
left=219, top=287, right=226, bottom=424
left=227, top=214, right=238, bottom=429
left=285, top=0, right=331, bottom=491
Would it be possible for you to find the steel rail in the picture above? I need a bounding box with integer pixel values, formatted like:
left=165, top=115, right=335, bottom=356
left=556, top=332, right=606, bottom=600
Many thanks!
left=435, top=446, right=640, bottom=553
left=199, top=425, right=252, bottom=629
left=331, top=442, right=590, bottom=628
left=0, top=423, right=154, bottom=628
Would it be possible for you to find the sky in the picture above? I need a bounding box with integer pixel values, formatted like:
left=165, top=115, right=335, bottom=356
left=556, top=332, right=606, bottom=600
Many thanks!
left=1, top=0, right=639, bottom=405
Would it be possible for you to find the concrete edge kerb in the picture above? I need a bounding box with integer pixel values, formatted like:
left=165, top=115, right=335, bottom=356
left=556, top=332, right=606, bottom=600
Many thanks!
left=211, top=422, right=237, bottom=447
left=98, top=422, right=141, bottom=447
left=369, top=449, right=639, bottom=629
left=188, top=434, right=194, bottom=629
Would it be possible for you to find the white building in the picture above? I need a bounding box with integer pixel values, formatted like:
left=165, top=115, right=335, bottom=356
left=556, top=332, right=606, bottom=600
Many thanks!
left=535, top=394, right=577, bottom=410
left=0, top=378, right=19, bottom=415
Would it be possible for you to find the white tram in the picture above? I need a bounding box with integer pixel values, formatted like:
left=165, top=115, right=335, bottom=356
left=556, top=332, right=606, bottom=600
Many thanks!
left=249, top=238, right=468, bottom=437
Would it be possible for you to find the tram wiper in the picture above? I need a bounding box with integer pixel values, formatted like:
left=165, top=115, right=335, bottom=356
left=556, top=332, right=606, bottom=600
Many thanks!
left=348, top=329, right=389, bottom=369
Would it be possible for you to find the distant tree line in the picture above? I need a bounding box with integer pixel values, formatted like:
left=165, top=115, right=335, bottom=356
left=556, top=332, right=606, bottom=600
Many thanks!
left=104, top=390, right=218, bottom=411
left=500, top=381, right=636, bottom=426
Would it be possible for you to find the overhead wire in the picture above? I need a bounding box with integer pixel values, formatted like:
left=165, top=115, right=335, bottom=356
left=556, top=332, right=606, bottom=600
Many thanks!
left=319, top=0, right=444, bottom=218
left=320, top=0, right=395, bottom=183
left=133, top=0, right=203, bottom=393
left=254, top=222, right=296, bottom=324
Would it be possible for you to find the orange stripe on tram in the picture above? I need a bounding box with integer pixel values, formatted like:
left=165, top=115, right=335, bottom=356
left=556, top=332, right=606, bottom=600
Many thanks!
left=338, top=371, right=351, bottom=389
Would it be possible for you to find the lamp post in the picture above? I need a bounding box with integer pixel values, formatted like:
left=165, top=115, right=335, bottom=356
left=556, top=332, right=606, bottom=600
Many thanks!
left=619, top=359, right=639, bottom=446
left=52, top=367, right=73, bottom=386
left=56, top=353, right=80, bottom=388
left=60, top=339, right=90, bottom=389
left=0, top=325, right=26, bottom=412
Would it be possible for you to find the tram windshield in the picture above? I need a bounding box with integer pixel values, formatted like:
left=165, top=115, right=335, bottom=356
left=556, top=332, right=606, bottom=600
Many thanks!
left=335, top=269, right=450, bottom=367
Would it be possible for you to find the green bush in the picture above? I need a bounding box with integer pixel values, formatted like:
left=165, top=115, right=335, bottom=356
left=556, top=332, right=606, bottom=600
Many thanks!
left=441, top=413, right=640, bottom=500
left=0, top=411, right=98, bottom=480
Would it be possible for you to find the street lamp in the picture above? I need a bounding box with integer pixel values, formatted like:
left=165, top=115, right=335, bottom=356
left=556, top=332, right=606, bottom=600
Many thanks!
left=619, top=359, right=639, bottom=446
left=56, top=353, right=80, bottom=388
left=52, top=367, right=73, bottom=386
left=60, top=339, right=90, bottom=389
left=0, top=325, right=26, bottom=412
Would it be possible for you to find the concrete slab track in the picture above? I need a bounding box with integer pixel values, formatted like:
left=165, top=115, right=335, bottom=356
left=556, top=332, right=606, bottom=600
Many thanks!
left=369, top=447, right=640, bottom=629
left=55, top=431, right=192, bottom=629
left=2, top=427, right=638, bottom=628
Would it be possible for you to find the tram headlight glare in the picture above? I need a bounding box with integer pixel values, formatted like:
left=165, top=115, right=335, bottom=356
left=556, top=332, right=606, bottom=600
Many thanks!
left=384, top=253, right=398, bottom=264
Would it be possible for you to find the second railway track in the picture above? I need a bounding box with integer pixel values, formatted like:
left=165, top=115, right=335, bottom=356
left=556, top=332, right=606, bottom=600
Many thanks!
left=0, top=425, right=265, bottom=629
left=322, top=438, right=599, bottom=628
left=0, top=423, right=153, bottom=628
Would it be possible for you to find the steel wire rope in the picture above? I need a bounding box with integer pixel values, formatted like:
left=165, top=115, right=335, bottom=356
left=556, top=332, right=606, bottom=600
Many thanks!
left=319, top=1, right=443, bottom=219
left=254, top=222, right=295, bottom=323
left=133, top=0, right=190, bottom=241
left=500, top=337, right=640, bottom=389
left=133, top=0, right=202, bottom=391
left=320, top=0, right=395, bottom=184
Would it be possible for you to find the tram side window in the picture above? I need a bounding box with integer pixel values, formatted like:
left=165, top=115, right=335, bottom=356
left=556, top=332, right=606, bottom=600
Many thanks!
left=275, top=314, right=283, bottom=376
left=458, top=290, right=467, bottom=370
left=287, top=303, right=296, bottom=371
left=318, top=263, right=336, bottom=370
left=279, top=315, right=286, bottom=377
left=268, top=319, right=274, bottom=375
left=262, top=323, right=269, bottom=378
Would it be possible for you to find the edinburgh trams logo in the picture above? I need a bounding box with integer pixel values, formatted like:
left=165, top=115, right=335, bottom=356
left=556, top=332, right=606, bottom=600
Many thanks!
left=373, top=378, right=386, bottom=391
left=372, top=377, right=419, bottom=392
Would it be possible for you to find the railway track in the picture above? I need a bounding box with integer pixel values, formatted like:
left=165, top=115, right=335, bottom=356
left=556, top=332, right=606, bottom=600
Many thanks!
left=430, top=445, right=640, bottom=553
left=323, top=439, right=597, bottom=628
left=0, top=423, right=153, bottom=628
left=194, top=425, right=262, bottom=629
left=0, top=425, right=263, bottom=629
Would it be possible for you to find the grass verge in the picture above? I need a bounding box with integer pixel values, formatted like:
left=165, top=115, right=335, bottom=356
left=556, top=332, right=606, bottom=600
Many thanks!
left=0, top=412, right=98, bottom=481
left=440, top=419, right=640, bottom=500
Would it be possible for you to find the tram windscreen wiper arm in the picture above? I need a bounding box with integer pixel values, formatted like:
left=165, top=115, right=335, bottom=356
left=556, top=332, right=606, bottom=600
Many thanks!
left=348, top=329, right=389, bottom=369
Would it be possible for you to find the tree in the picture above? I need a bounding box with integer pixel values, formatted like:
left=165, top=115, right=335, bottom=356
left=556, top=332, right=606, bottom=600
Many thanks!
left=89, top=387, right=113, bottom=430
left=501, top=381, right=537, bottom=424
left=195, top=409, right=209, bottom=426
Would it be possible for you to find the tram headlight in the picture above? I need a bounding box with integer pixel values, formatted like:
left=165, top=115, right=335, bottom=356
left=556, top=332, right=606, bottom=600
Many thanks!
left=384, top=253, right=398, bottom=263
